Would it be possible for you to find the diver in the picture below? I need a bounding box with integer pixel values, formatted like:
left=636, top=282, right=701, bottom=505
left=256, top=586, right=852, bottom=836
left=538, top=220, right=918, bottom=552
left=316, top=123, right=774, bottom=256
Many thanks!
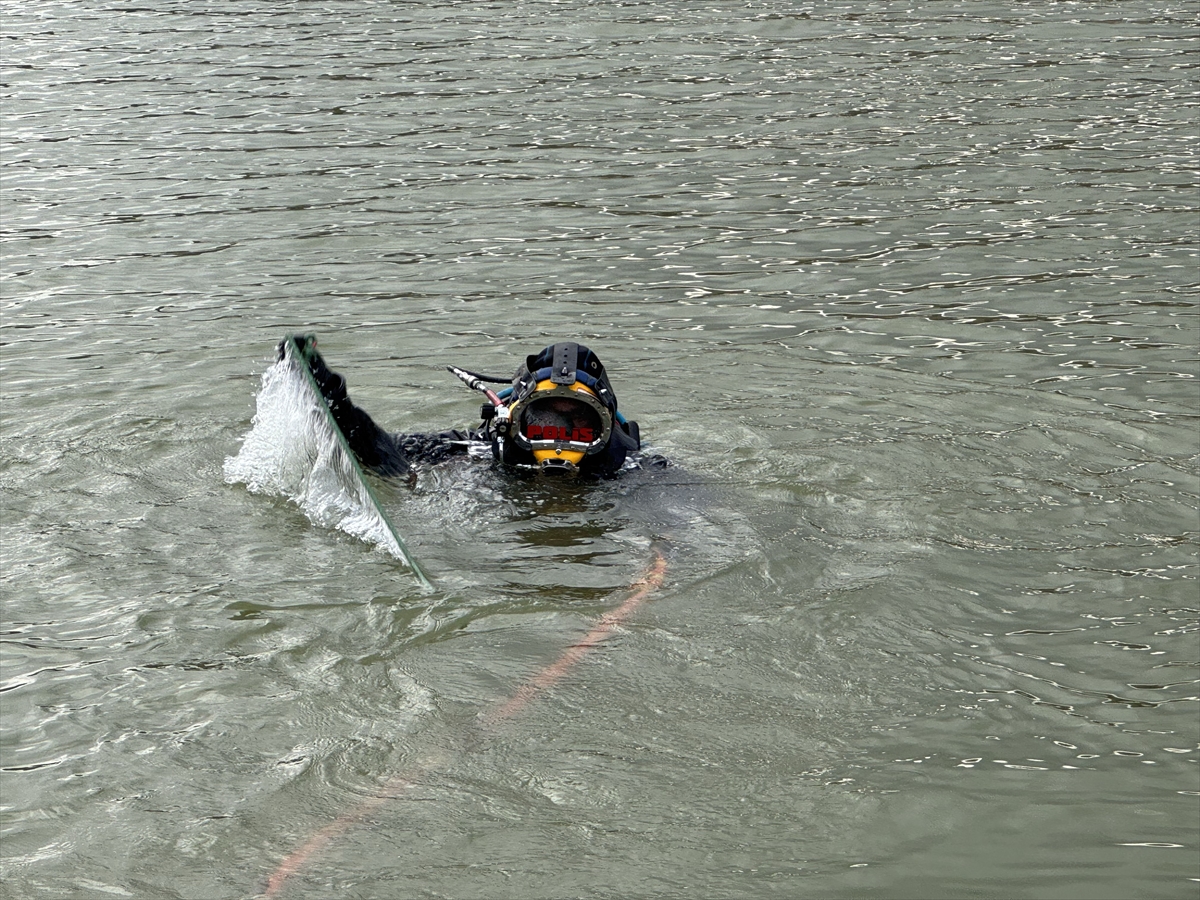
left=278, top=334, right=664, bottom=479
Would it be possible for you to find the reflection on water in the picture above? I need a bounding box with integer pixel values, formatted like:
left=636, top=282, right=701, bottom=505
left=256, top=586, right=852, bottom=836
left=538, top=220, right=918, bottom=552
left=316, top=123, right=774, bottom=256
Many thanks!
left=2, top=1, right=1197, bottom=898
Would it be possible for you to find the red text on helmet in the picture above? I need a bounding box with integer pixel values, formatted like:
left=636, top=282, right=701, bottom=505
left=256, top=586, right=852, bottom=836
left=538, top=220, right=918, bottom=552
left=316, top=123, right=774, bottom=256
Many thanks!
left=526, top=424, right=595, bottom=443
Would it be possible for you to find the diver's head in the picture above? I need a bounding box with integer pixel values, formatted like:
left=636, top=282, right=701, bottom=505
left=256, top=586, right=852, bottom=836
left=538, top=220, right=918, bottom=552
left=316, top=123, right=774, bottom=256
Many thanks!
left=512, top=379, right=612, bottom=474
left=498, top=341, right=640, bottom=476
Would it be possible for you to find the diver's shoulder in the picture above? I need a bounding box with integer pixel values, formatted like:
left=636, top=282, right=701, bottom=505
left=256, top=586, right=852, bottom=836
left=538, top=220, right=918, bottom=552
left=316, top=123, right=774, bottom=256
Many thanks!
left=624, top=451, right=671, bottom=472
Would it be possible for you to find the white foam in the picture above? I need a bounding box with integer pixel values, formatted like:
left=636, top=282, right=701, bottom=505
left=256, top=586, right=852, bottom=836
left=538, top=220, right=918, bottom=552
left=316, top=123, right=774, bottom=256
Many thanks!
left=224, top=356, right=411, bottom=563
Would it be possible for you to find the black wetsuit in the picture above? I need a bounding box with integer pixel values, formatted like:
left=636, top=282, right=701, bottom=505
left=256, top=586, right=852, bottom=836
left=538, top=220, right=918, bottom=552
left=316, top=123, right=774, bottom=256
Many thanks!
left=301, top=344, right=660, bottom=479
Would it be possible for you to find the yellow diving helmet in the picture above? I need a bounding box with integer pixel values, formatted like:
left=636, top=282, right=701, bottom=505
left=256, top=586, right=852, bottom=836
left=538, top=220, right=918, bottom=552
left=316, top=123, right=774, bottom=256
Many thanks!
left=509, top=378, right=613, bottom=473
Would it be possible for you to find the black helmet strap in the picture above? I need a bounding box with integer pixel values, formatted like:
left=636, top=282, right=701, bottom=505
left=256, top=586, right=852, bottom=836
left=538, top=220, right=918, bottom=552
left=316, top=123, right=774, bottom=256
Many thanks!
left=550, top=342, right=579, bottom=385
left=520, top=342, right=616, bottom=412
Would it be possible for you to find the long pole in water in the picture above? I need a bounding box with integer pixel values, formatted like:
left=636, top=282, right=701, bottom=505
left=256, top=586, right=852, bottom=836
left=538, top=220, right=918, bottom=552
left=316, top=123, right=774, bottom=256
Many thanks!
left=262, top=549, right=668, bottom=898
left=287, top=340, right=432, bottom=589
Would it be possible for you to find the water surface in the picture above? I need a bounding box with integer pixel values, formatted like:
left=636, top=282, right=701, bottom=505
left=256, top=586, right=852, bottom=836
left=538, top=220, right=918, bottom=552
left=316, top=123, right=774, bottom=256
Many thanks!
left=2, top=2, right=1197, bottom=898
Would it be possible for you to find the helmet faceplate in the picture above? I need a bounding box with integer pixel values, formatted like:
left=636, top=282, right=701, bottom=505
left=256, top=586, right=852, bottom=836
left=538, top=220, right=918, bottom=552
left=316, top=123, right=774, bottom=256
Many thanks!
left=509, top=380, right=613, bottom=472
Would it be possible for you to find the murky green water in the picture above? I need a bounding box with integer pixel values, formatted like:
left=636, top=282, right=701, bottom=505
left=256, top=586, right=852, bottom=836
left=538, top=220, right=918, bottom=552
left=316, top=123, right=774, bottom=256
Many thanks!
left=2, top=2, right=1197, bottom=898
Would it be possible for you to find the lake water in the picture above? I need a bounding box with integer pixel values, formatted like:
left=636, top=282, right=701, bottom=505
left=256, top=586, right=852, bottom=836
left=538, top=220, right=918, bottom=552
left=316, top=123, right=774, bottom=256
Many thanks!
left=2, top=2, right=1197, bottom=898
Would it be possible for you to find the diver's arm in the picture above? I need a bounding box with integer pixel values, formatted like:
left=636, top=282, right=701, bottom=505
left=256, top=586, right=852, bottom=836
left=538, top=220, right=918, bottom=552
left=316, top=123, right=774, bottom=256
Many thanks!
left=282, top=336, right=412, bottom=478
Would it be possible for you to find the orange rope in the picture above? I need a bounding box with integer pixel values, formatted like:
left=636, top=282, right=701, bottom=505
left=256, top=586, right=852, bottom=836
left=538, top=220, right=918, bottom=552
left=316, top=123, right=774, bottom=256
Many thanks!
left=263, top=549, right=668, bottom=898
left=484, top=551, right=667, bottom=726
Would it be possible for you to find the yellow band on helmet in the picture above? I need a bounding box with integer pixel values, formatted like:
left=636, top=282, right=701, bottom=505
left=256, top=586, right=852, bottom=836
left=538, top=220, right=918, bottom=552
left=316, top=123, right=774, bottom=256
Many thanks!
left=535, top=379, right=597, bottom=398
left=532, top=448, right=586, bottom=466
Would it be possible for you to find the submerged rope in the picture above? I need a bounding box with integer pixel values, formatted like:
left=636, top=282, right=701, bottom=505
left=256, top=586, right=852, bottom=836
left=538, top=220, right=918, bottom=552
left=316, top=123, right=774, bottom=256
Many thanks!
left=263, top=549, right=668, bottom=898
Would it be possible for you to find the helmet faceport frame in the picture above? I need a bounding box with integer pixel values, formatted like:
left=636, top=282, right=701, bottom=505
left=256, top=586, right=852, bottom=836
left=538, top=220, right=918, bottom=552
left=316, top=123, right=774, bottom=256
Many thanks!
left=507, top=380, right=613, bottom=470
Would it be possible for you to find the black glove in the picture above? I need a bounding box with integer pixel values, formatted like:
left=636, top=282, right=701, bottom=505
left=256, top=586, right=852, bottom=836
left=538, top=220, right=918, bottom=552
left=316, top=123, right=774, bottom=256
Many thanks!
left=276, top=333, right=317, bottom=362
left=278, top=333, right=348, bottom=405
left=273, top=334, right=410, bottom=478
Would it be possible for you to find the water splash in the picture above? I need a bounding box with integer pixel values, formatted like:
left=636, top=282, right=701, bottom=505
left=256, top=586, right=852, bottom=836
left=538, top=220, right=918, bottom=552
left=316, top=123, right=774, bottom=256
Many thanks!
left=224, top=348, right=430, bottom=586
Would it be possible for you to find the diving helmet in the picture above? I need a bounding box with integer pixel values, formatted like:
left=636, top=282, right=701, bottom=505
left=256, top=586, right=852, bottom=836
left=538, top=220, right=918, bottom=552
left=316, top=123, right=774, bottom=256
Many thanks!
left=507, top=342, right=618, bottom=473
left=451, top=341, right=639, bottom=475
